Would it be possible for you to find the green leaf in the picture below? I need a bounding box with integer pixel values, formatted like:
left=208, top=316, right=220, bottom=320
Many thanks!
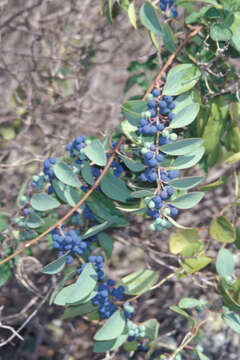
left=210, top=216, right=236, bottom=243
left=170, top=192, right=204, bottom=209
left=222, top=310, right=240, bottom=333
left=0, top=263, right=11, bottom=287
left=128, top=2, right=137, bottom=29
left=82, top=217, right=116, bottom=239
left=143, top=318, right=160, bottom=341
left=129, top=189, right=154, bottom=198
left=25, top=213, right=44, bottom=229
left=139, top=2, right=162, bottom=35
left=210, top=24, right=232, bottom=41
left=121, top=100, right=147, bottom=126
left=216, top=249, right=235, bottom=279
left=225, top=152, right=240, bottom=165
left=63, top=301, right=97, bottom=320
left=162, top=23, right=176, bottom=53
left=230, top=12, right=240, bottom=52
left=87, top=191, right=128, bottom=227
left=81, top=162, right=94, bottom=186
left=198, top=176, right=229, bottom=191
left=203, top=98, right=228, bottom=167
left=160, top=138, right=203, bottom=156
left=97, top=232, right=114, bottom=258
left=170, top=305, right=195, bottom=326
left=150, top=31, right=161, bottom=51
left=53, top=162, right=82, bottom=188
left=163, top=64, right=201, bottom=96
left=54, top=263, right=97, bottom=306
left=170, top=146, right=205, bottom=170
left=183, top=255, right=212, bottom=274
left=179, top=297, right=206, bottom=309
left=197, top=351, right=210, bottom=360
left=100, top=171, right=131, bottom=202
left=93, top=329, right=128, bottom=352
left=94, top=310, right=126, bottom=341
left=170, top=103, right=200, bottom=129
left=49, top=266, right=76, bottom=305
left=106, top=0, right=113, bottom=24
left=0, top=214, right=8, bottom=231
left=169, top=176, right=204, bottom=190
left=31, top=193, right=60, bottom=212
left=42, top=252, right=70, bottom=275
left=120, top=120, right=139, bottom=144
left=84, top=139, right=107, bottom=166
left=118, top=269, right=159, bottom=295
left=169, top=229, right=202, bottom=256
left=52, top=179, right=81, bottom=207
left=120, top=155, right=145, bottom=172
left=67, top=263, right=98, bottom=304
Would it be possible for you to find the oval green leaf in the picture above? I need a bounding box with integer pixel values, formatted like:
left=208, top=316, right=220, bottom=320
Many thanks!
left=179, top=297, right=206, bottom=309
left=170, top=192, right=204, bottom=209
left=216, top=249, right=235, bottom=279
left=67, top=263, right=98, bottom=304
left=31, top=193, right=60, bottom=212
left=169, top=176, right=204, bottom=190
left=118, top=269, right=159, bottom=295
left=100, top=171, right=132, bottom=203
left=139, top=2, right=162, bottom=35
left=163, top=64, right=201, bottom=96
left=210, top=216, right=236, bottom=243
left=128, top=2, right=137, bottom=29
left=94, top=310, right=126, bottom=341
left=84, top=139, right=107, bottom=166
left=170, top=146, right=205, bottom=169
left=160, top=138, right=203, bottom=156
left=42, top=252, right=70, bottom=275
left=170, top=103, right=200, bottom=129
left=53, top=162, right=82, bottom=188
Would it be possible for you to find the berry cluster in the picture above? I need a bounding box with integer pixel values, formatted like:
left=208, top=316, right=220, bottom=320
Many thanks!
left=158, top=0, right=178, bottom=18
left=30, top=157, right=56, bottom=194
left=136, top=88, right=180, bottom=229
left=92, top=279, right=126, bottom=319
left=66, top=135, right=87, bottom=158
left=127, top=321, right=146, bottom=340
left=51, top=227, right=87, bottom=264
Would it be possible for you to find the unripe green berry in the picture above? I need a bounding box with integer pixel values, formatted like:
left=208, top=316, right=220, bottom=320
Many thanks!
left=148, top=200, right=155, bottom=209
left=164, top=208, right=171, bottom=216
left=155, top=218, right=162, bottom=225
left=146, top=93, right=154, bottom=101
left=161, top=219, right=168, bottom=227
left=14, top=217, right=22, bottom=224
left=145, top=111, right=151, bottom=118
left=141, top=111, right=146, bottom=118
left=141, top=147, right=148, bottom=155
left=169, top=133, right=178, bottom=141
left=162, top=129, right=169, bottom=138
left=145, top=142, right=151, bottom=149
left=149, top=223, right=156, bottom=231
left=32, top=175, right=39, bottom=182
left=129, top=330, right=135, bottom=336
left=165, top=220, right=172, bottom=228
left=139, top=325, right=146, bottom=332
left=157, top=225, right=163, bottom=232
left=144, top=197, right=152, bottom=205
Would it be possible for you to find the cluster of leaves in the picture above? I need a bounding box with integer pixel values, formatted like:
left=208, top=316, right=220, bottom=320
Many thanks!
left=0, top=0, right=240, bottom=358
